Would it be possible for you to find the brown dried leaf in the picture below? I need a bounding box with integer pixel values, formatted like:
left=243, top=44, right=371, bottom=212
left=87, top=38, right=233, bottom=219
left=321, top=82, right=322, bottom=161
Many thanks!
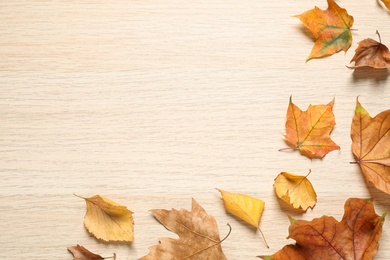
left=139, top=199, right=228, bottom=260
left=259, top=198, right=386, bottom=260
left=348, top=32, right=390, bottom=69
left=67, top=245, right=116, bottom=260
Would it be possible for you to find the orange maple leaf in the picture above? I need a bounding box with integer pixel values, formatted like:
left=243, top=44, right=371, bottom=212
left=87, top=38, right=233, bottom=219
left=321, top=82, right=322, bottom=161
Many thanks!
left=259, top=198, right=386, bottom=260
left=295, top=0, right=354, bottom=60
left=140, top=199, right=229, bottom=260
left=348, top=31, right=390, bottom=69
left=351, top=98, right=390, bottom=194
left=282, top=97, right=340, bottom=159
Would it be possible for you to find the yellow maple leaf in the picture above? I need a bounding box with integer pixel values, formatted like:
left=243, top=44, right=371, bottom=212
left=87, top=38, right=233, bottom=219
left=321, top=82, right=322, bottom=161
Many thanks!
left=273, top=171, right=317, bottom=211
left=217, top=189, right=268, bottom=248
left=75, top=194, right=134, bottom=242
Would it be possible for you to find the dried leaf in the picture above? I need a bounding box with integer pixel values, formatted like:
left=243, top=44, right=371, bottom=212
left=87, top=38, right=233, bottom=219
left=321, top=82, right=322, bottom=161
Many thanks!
left=380, top=0, right=390, bottom=10
left=259, top=198, right=386, bottom=260
left=139, top=199, right=228, bottom=260
left=348, top=32, right=390, bottom=69
left=282, top=96, right=340, bottom=159
left=294, top=0, right=354, bottom=60
left=217, top=189, right=268, bottom=247
left=67, top=245, right=115, bottom=260
left=351, top=99, right=390, bottom=194
left=273, top=171, right=317, bottom=211
left=75, top=194, right=134, bottom=242
left=217, top=188, right=264, bottom=228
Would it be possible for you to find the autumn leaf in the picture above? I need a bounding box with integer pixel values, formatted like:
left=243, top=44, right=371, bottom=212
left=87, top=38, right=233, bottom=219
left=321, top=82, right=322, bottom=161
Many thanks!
left=273, top=171, right=317, bottom=211
left=348, top=31, right=390, bottom=69
left=380, top=0, right=390, bottom=10
left=259, top=198, right=386, bottom=260
left=67, top=245, right=116, bottom=260
left=139, top=199, right=229, bottom=260
left=282, top=96, right=340, bottom=159
left=351, top=99, right=390, bottom=194
left=75, top=194, right=134, bottom=242
left=217, top=188, right=268, bottom=248
left=294, top=0, right=354, bottom=60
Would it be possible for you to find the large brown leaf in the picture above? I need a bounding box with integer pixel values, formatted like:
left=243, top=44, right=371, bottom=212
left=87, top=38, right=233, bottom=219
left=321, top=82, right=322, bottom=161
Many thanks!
left=259, top=198, right=386, bottom=260
left=283, top=97, right=340, bottom=159
left=351, top=99, right=390, bottom=194
left=139, top=199, right=228, bottom=260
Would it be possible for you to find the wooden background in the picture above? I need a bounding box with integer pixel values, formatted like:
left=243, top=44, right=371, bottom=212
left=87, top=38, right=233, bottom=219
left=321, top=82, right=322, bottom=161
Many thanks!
left=1, top=0, right=390, bottom=259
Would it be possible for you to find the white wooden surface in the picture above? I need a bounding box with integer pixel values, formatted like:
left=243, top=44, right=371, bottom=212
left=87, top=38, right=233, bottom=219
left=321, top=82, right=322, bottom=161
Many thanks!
left=1, top=1, right=390, bottom=259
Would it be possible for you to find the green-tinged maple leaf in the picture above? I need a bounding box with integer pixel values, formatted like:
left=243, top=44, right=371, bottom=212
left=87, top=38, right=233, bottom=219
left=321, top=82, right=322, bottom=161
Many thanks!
left=295, top=0, right=354, bottom=60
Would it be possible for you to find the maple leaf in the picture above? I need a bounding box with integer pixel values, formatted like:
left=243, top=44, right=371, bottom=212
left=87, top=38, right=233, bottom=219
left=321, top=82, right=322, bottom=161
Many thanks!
left=259, top=198, right=386, bottom=260
left=273, top=170, right=317, bottom=211
left=351, top=99, right=390, bottom=194
left=294, top=0, right=354, bottom=60
left=139, top=199, right=229, bottom=260
left=217, top=188, right=268, bottom=248
left=282, top=96, right=340, bottom=159
left=75, top=194, right=134, bottom=242
left=348, top=31, right=390, bottom=69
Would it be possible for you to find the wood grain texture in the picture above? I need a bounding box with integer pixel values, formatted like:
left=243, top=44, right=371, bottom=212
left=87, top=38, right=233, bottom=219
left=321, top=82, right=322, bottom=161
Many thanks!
left=1, top=0, right=390, bottom=259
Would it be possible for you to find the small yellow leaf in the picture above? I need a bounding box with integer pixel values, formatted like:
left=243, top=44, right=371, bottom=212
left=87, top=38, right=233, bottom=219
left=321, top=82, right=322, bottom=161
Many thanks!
left=217, top=189, right=264, bottom=228
left=273, top=171, right=317, bottom=211
left=75, top=194, right=134, bottom=242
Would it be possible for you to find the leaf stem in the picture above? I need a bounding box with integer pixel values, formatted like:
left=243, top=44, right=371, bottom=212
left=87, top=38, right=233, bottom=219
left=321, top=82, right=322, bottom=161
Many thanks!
left=73, top=193, right=85, bottom=199
left=220, top=223, right=232, bottom=243
left=305, top=169, right=312, bottom=178
left=104, top=253, right=116, bottom=259
left=376, top=30, right=381, bottom=43
left=257, top=226, right=269, bottom=249
left=278, top=147, right=296, bottom=152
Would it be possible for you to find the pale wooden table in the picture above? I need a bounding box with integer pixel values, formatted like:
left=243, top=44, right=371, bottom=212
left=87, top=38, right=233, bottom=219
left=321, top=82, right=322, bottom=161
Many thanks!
left=1, top=1, right=390, bottom=259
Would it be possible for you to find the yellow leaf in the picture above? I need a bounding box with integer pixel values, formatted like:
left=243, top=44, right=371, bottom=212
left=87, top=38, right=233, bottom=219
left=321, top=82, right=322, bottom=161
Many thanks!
left=75, top=194, right=134, bottom=242
left=217, top=189, right=268, bottom=248
left=273, top=171, right=317, bottom=211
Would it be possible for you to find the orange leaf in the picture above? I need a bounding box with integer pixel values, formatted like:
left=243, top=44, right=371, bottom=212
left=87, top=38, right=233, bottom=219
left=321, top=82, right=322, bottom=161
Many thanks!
left=348, top=32, right=390, bottom=69
left=283, top=97, right=340, bottom=159
left=294, top=0, right=354, bottom=60
left=351, top=99, right=390, bottom=194
left=259, top=198, right=386, bottom=260
left=75, top=194, right=134, bottom=242
left=273, top=171, right=317, bottom=211
left=67, top=245, right=116, bottom=260
left=140, top=199, right=228, bottom=259
left=380, top=0, right=390, bottom=10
